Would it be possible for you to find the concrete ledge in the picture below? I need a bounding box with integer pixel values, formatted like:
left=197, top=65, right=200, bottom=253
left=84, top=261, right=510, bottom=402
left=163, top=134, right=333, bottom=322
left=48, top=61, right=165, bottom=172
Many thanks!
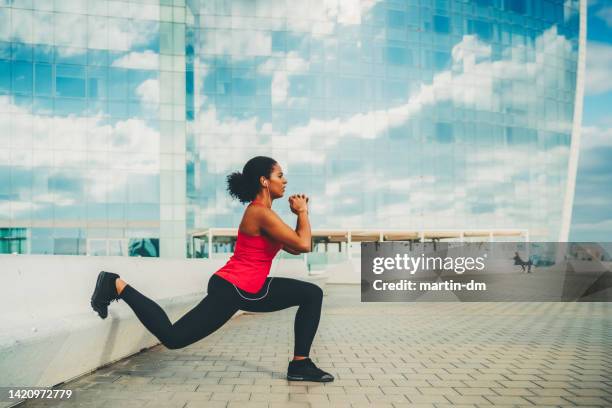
left=1, top=294, right=204, bottom=389
left=0, top=255, right=226, bottom=388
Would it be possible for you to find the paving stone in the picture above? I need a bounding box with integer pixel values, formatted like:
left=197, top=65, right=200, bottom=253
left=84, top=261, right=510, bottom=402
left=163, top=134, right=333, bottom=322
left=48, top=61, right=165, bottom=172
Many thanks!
left=454, top=387, right=497, bottom=396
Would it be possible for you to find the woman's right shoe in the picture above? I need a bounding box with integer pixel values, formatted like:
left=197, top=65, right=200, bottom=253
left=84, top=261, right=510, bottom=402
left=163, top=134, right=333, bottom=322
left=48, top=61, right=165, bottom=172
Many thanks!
left=287, top=358, right=334, bottom=382
left=90, top=271, right=120, bottom=319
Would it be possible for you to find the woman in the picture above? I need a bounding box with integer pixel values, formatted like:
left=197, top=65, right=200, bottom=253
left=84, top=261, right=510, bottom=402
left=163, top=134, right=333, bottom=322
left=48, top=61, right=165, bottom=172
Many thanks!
left=90, top=156, right=334, bottom=382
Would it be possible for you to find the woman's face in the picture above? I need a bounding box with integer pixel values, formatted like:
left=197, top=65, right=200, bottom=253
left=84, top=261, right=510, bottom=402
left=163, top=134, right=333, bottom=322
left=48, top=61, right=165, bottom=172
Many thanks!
left=267, top=163, right=287, bottom=199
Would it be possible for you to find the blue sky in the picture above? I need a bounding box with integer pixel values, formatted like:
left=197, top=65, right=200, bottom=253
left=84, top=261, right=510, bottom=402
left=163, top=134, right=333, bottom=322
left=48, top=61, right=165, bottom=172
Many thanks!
left=569, top=0, right=612, bottom=241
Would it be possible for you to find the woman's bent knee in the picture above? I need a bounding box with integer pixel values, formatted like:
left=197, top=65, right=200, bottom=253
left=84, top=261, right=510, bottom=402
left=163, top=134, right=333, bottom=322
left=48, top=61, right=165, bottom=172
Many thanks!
left=307, top=283, right=323, bottom=303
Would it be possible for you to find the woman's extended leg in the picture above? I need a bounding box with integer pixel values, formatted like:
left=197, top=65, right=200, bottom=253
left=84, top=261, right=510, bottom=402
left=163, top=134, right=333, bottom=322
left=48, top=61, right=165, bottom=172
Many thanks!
left=120, top=284, right=238, bottom=350
left=237, top=277, right=323, bottom=357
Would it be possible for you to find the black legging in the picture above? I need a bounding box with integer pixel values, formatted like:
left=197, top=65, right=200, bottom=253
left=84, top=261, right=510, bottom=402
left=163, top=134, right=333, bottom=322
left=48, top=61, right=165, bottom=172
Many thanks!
left=120, top=274, right=323, bottom=356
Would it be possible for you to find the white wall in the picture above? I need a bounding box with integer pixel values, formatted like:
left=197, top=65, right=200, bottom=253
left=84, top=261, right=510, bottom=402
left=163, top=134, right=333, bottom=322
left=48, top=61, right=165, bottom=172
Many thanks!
left=0, top=255, right=225, bottom=388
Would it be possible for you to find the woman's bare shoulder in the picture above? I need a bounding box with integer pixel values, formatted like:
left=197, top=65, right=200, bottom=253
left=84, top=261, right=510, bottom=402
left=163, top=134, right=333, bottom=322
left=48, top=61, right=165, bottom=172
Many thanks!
left=239, top=204, right=274, bottom=235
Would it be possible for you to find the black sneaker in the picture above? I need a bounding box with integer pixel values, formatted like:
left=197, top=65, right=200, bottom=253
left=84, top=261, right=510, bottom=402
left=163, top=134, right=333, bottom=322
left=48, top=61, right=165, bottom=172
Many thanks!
left=90, top=271, right=120, bottom=319
left=287, top=358, right=334, bottom=382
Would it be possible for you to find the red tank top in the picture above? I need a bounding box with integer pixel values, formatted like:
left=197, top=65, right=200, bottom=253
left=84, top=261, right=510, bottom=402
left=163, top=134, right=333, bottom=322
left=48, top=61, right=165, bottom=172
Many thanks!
left=214, top=201, right=283, bottom=293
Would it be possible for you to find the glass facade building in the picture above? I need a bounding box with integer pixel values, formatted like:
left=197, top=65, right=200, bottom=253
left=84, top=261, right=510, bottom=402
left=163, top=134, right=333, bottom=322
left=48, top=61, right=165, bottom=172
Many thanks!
left=0, top=0, right=585, bottom=258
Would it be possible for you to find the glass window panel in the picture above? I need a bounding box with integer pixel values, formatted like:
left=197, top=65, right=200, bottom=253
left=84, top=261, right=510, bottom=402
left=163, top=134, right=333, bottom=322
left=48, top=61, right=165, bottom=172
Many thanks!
left=109, top=100, right=128, bottom=117
left=54, top=97, right=84, bottom=115
left=31, top=11, right=53, bottom=45
left=0, top=60, right=10, bottom=93
left=55, top=13, right=87, bottom=48
left=12, top=61, right=33, bottom=94
left=56, top=76, right=85, bottom=97
left=128, top=69, right=156, bottom=100
left=434, top=50, right=450, bottom=70
left=233, top=77, right=256, bottom=96
left=34, top=63, right=52, bottom=96
left=12, top=43, right=33, bottom=62
left=54, top=47, right=87, bottom=65
left=407, top=7, right=419, bottom=26
left=108, top=68, right=128, bottom=99
left=128, top=203, right=159, bottom=220
left=88, top=240, right=108, bottom=256
left=336, top=77, right=360, bottom=99
left=128, top=174, right=160, bottom=203
left=53, top=237, right=86, bottom=255
left=108, top=239, right=126, bottom=256
left=87, top=66, right=108, bottom=99
left=11, top=9, right=34, bottom=44
left=385, top=46, right=411, bottom=65
left=56, top=65, right=86, bottom=97
left=159, top=22, right=173, bottom=53
left=0, top=42, right=10, bottom=60
left=87, top=49, right=109, bottom=66
left=470, top=19, right=492, bottom=41
left=173, top=23, right=185, bottom=53
left=0, top=9, right=10, bottom=42
left=33, top=45, right=53, bottom=62
left=13, top=94, right=33, bottom=111
left=271, top=31, right=286, bottom=52
left=433, top=15, right=450, bottom=33
left=285, top=32, right=303, bottom=53
left=87, top=16, right=108, bottom=50
left=33, top=96, right=53, bottom=114
left=0, top=167, right=10, bottom=196
left=387, top=10, right=406, bottom=28
left=505, top=0, right=526, bottom=14
left=288, top=75, right=310, bottom=97
left=436, top=122, right=453, bottom=143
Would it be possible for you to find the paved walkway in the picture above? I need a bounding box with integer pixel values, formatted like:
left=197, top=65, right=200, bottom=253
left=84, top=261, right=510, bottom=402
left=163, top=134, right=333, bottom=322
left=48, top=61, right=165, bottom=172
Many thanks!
left=19, top=285, right=612, bottom=408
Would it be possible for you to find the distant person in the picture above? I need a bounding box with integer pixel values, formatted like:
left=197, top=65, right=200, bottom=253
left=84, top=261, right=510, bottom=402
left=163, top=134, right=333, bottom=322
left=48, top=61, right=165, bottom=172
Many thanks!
left=513, top=251, right=533, bottom=273
left=90, top=156, right=334, bottom=382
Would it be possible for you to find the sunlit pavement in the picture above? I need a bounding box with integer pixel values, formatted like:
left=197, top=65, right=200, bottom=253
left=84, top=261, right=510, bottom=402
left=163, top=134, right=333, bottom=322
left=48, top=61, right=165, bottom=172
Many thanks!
left=18, top=284, right=612, bottom=408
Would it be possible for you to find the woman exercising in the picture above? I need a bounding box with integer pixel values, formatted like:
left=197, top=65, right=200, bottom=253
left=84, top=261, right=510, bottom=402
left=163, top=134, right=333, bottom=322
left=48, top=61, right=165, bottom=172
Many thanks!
left=90, top=156, right=334, bottom=382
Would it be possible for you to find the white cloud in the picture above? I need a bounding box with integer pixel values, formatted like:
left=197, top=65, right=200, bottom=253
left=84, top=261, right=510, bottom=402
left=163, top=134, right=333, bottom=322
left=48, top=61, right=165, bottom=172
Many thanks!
left=136, top=78, right=160, bottom=106
left=311, top=143, right=570, bottom=234
left=572, top=218, right=612, bottom=233
left=257, top=52, right=309, bottom=74
left=256, top=51, right=309, bottom=105
left=1, top=9, right=158, bottom=54
left=199, top=0, right=382, bottom=58
left=271, top=71, right=288, bottom=105
left=0, top=96, right=160, bottom=216
left=580, top=125, right=612, bottom=149
left=285, top=0, right=380, bottom=29
left=111, top=50, right=160, bottom=70
left=585, top=41, right=612, bottom=95
left=202, top=29, right=272, bottom=58
left=274, top=27, right=574, bottom=152
left=198, top=26, right=576, bottom=179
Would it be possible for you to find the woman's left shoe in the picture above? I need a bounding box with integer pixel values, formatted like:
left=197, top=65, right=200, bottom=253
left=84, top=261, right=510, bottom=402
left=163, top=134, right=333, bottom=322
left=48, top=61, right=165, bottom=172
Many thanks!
left=90, top=271, right=121, bottom=319
left=287, top=358, right=334, bottom=382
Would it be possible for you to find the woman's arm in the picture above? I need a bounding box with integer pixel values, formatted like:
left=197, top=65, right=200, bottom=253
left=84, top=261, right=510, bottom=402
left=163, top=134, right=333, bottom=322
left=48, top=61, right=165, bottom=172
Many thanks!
left=283, top=245, right=302, bottom=255
left=283, top=204, right=311, bottom=254
left=258, top=195, right=312, bottom=253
